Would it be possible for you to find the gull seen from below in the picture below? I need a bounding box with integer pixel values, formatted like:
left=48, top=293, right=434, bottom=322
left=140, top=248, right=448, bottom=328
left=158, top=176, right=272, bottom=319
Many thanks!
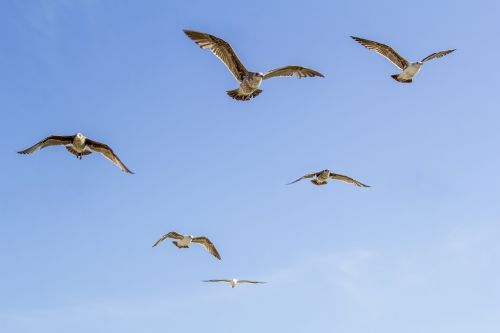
left=287, top=169, right=370, bottom=187
left=203, top=279, right=266, bottom=288
left=17, top=133, right=134, bottom=174
left=183, top=29, right=324, bottom=101
left=351, top=36, right=455, bottom=83
left=152, top=231, right=221, bottom=260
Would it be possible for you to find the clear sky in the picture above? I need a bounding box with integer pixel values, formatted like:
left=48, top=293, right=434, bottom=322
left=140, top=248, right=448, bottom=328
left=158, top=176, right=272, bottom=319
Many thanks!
left=1, top=0, right=500, bottom=332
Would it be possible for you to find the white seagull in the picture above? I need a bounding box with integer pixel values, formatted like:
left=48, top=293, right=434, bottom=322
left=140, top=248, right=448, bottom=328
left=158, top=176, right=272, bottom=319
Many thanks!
left=152, top=231, right=221, bottom=260
left=203, top=278, right=266, bottom=288
left=351, top=36, right=455, bottom=83
left=184, top=29, right=324, bottom=101
left=287, top=169, right=369, bottom=187
left=18, top=133, right=133, bottom=173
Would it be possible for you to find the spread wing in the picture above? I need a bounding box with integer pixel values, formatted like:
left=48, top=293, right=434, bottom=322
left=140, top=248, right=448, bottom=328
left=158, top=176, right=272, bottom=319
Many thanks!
left=263, top=66, right=324, bottom=80
left=183, top=29, right=248, bottom=82
left=152, top=231, right=184, bottom=248
left=203, top=279, right=231, bottom=283
left=421, top=49, right=455, bottom=63
left=351, top=36, right=410, bottom=70
left=85, top=139, right=134, bottom=174
left=238, top=280, right=266, bottom=284
left=330, top=173, right=370, bottom=188
left=192, top=236, right=221, bottom=260
left=286, top=171, right=320, bottom=185
left=17, top=135, right=74, bottom=154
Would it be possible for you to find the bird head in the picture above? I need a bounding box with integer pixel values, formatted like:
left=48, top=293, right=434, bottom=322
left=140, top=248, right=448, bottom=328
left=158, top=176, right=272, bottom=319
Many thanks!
left=256, top=72, right=264, bottom=78
left=76, top=133, right=84, bottom=139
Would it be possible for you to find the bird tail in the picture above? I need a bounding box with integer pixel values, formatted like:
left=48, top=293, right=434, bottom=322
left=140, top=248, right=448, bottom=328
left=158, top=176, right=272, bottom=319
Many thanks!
left=391, top=74, right=412, bottom=83
left=172, top=241, right=181, bottom=248
left=226, top=88, right=262, bottom=101
left=66, top=146, right=92, bottom=157
left=311, top=179, right=327, bottom=186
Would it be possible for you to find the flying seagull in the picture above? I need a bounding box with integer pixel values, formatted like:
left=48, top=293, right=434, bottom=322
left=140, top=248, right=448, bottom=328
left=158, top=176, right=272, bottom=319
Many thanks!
left=351, top=36, right=455, bottom=83
left=203, top=279, right=266, bottom=288
left=18, top=133, right=133, bottom=174
left=152, top=231, right=221, bottom=260
left=183, top=29, right=324, bottom=101
left=287, top=169, right=370, bottom=187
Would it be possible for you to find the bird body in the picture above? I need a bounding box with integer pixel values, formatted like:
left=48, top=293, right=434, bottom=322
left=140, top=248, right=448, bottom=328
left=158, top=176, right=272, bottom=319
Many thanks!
left=152, top=231, right=221, bottom=260
left=184, top=29, right=324, bottom=100
left=351, top=36, right=455, bottom=83
left=287, top=169, right=370, bottom=187
left=18, top=133, right=133, bottom=173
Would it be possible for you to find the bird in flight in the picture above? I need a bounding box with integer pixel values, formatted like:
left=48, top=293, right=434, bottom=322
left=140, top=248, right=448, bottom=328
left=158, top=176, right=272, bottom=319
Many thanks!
left=18, top=133, right=133, bottom=174
left=351, top=36, right=455, bottom=83
left=287, top=169, right=370, bottom=187
left=183, top=29, right=324, bottom=101
left=152, top=231, right=221, bottom=260
left=203, top=278, right=265, bottom=288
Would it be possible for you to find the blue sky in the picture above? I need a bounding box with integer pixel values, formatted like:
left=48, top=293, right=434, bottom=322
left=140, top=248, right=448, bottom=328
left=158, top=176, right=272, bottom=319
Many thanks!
left=1, top=0, right=500, bottom=332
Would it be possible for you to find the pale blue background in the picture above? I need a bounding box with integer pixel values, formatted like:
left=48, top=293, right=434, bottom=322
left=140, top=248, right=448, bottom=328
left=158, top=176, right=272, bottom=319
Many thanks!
left=1, top=1, right=499, bottom=332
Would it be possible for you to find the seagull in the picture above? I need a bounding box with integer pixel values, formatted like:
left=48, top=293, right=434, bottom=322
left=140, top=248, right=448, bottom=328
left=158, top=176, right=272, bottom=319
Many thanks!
left=183, top=29, right=324, bottom=101
left=17, top=133, right=133, bottom=173
left=287, top=169, right=370, bottom=187
left=203, top=279, right=266, bottom=288
left=351, top=36, right=455, bottom=83
left=152, top=231, right=221, bottom=260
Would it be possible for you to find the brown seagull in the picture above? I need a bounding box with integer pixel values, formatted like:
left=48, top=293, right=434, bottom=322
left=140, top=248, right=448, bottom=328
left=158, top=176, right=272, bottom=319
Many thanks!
left=287, top=169, right=369, bottom=187
left=18, top=133, right=133, bottom=174
left=351, top=36, right=455, bottom=83
left=184, top=29, right=324, bottom=100
left=152, top=231, right=221, bottom=260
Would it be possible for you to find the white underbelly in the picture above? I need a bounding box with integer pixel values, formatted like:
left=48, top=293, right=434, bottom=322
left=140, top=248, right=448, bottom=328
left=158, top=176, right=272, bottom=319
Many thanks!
left=402, top=65, right=421, bottom=78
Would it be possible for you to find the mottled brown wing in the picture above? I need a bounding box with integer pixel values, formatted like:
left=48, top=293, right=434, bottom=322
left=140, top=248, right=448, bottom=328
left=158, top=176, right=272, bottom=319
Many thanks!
left=85, top=139, right=134, bottom=174
left=351, top=36, right=410, bottom=70
left=421, top=49, right=456, bottom=63
left=192, top=236, right=221, bottom=260
left=286, top=171, right=321, bottom=185
left=263, top=66, right=324, bottom=80
left=17, top=135, right=74, bottom=154
left=183, top=29, right=248, bottom=82
left=330, top=173, right=370, bottom=188
left=152, top=231, right=184, bottom=248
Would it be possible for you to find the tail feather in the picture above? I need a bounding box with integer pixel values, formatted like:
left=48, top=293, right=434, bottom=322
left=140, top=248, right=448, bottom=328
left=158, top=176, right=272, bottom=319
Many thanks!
left=226, top=88, right=262, bottom=101
left=391, top=74, right=412, bottom=83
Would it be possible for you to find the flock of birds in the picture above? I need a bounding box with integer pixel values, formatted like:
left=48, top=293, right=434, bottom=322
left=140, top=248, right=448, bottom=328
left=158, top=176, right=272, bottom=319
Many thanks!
left=17, top=29, right=455, bottom=288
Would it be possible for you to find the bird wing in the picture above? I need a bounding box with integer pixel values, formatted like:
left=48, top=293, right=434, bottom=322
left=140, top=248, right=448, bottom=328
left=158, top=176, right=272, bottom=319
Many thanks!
left=183, top=29, right=249, bottom=82
left=421, top=49, right=456, bottom=63
left=152, top=231, right=184, bottom=247
left=286, top=171, right=320, bottom=185
left=203, top=279, right=231, bottom=283
left=263, top=66, right=324, bottom=80
left=330, top=173, right=370, bottom=187
left=192, top=236, right=221, bottom=260
left=18, top=135, right=74, bottom=154
left=238, top=280, right=266, bottom=284
left=85, top=139, right=134, bottom=174
left=351, top=36, right=410, bottom=70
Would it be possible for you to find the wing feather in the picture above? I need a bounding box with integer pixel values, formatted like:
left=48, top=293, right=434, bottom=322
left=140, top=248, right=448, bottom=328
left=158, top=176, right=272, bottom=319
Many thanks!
left=18, top=135, right=74, bottom=154
left=286, top=171, right=321, bottom=185
left=421, top=49, right=456, bottom=63
left=85, top=139, right=134, bottom=174
left=203, top=279, right=231, bottom=283
left=351, top=36, right=409, bottom=70
left=192, top=236, right=221, bottom=260
left=330, top=173, right=370, bottom=188
left=263, top=66, right=324, bottom=80
left=152, top=231, right=184, bottom=247
left=183, top=29, right=248, bottom=82
left=238, top=280, right=266, bottom=284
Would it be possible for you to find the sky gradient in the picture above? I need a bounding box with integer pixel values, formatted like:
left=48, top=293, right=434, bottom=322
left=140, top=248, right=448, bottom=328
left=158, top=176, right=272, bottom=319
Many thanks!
left=1, top=1, right=500, bottom=332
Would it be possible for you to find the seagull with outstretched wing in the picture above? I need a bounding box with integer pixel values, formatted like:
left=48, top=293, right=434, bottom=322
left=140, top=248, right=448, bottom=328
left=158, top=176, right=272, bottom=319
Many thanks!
left=351, top=36, right=455, bottom=83
left=152, top=231, right=221, bottom=260
left=287, top=169, right=370, bottom=187
left=18, top=133, right=133, bottom=174
left=203, top=278, right=265, bottom=288
left=184, top=29, right=324, bottom=101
